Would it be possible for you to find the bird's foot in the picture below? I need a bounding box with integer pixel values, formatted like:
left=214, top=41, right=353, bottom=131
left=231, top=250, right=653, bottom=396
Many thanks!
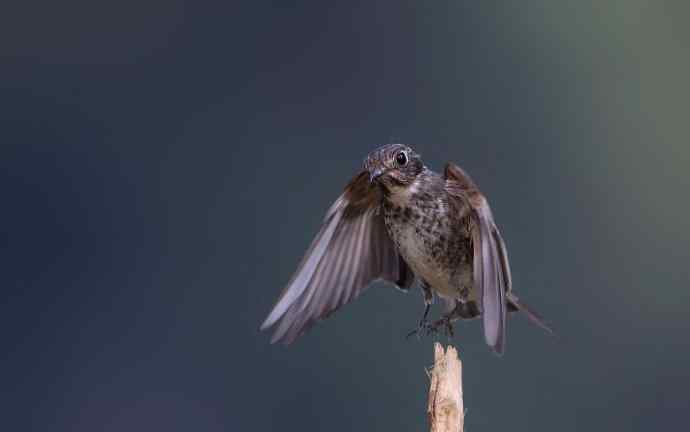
left=427, top=316, right=454, bottom=338
left=406, top=319, right=433, bottom=340
left=406, top=316, right=454, bottom=339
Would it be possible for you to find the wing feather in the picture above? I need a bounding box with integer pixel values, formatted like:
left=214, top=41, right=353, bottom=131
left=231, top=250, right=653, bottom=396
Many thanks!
left=261, top=209, right=342, bottom=329
left=445, top=163, right=508, bottom=354
left=261, top=172, right=413, bottom=344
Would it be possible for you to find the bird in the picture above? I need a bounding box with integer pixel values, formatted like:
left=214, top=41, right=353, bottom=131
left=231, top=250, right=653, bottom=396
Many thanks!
left=260, top=144, right=552, bottom=354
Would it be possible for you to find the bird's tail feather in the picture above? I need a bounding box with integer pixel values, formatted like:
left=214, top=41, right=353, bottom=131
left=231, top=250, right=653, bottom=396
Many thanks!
left=506, top=293, right=555, bottom=335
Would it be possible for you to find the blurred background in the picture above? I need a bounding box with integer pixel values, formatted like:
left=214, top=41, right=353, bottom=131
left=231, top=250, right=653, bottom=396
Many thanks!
left=2, top=1, right=689, bottom=431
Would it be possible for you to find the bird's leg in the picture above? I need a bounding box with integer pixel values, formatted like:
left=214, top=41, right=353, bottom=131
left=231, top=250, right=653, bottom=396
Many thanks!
left=427, top=300, right=467, bottom=337
left=428, top=315, right=455, bottom=337
left=406, top=282, right=434, bottom=339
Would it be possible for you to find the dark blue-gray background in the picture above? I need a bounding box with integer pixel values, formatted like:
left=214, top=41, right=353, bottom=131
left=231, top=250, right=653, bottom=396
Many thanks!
left=2, top=1, right=689, bottom=431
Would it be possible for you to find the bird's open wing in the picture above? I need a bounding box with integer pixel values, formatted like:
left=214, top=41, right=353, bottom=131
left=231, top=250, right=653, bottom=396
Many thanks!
left=261, top=171, right=414, bottom=344
left=444, top=163, right=508, bottom=354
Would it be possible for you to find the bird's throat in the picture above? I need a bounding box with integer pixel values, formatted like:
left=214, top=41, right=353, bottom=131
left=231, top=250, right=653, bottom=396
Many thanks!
left=382, top=177, right=421, bottom=207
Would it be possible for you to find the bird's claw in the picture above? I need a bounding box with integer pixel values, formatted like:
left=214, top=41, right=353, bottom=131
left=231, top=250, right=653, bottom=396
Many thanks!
left=406, top=319, right=431, bottom=339
left=406, top=317, right=454, bottom=339
left=434, top=317, right=455, bottom=337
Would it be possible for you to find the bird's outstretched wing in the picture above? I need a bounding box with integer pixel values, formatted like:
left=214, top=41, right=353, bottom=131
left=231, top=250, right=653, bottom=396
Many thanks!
left=444, top=163, right=508, bottom=354
left=261, top=171, right=414, bottom=344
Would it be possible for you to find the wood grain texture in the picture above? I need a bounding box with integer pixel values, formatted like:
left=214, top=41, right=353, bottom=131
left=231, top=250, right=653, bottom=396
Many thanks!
left=427, top=343, right=464, bottom=432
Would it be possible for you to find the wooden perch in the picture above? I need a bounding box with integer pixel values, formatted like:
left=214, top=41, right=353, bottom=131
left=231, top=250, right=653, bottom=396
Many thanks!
left=427, top=343, right=464, bottom=432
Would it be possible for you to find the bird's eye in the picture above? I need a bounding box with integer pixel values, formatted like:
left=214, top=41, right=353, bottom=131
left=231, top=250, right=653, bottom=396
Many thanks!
left=395, top=151, right=408, bottom=166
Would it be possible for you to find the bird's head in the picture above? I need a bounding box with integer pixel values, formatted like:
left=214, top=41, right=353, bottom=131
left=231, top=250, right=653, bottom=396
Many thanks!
left=363, top=144, right=424, bottom=192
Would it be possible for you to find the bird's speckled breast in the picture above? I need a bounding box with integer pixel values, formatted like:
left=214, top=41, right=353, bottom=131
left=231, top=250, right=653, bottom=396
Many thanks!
left=381, top=176, right=473, bottom=300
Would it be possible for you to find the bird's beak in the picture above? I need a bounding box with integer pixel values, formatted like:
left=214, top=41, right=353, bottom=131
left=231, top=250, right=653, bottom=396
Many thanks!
left=369, top=168, right=384, bottom=184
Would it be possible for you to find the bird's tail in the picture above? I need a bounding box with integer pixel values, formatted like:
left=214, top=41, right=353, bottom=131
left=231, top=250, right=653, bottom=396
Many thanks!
left=506, top=293, right=554, bottom=335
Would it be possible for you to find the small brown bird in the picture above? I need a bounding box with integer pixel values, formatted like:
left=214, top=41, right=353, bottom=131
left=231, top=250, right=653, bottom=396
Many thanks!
left=261, top=144, right=551, bottom=354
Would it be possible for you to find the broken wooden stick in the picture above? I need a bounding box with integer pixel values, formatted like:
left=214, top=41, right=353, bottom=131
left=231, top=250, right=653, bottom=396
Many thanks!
left=427, top=343, right=464, bottom=432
